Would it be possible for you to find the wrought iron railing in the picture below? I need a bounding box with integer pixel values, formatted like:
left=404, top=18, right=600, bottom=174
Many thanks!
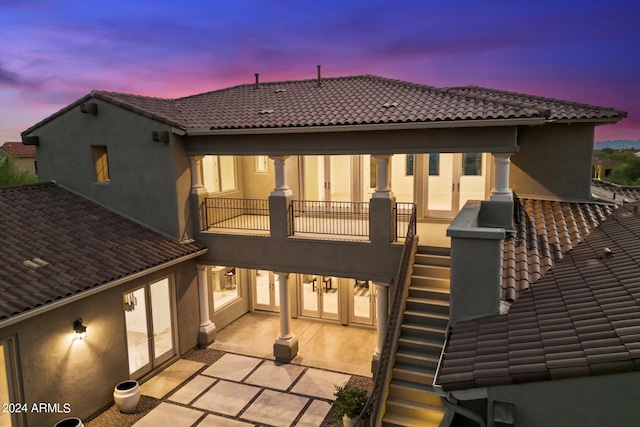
left=395, top=202, right=416, bottom=241
left=200, top=197, right=270, bottom=231
left=358, top=204, right=417, bottom=426
left=290, top=200, right=369, bottom=238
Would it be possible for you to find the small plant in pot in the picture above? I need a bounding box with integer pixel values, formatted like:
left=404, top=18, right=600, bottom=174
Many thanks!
left=331, top=383, right=368, bottom=427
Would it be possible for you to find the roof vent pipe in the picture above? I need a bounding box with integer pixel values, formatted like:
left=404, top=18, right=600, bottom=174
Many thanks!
left=317, top=65, right=321, bottom=87
left=255, top=73, right=259, bottom=89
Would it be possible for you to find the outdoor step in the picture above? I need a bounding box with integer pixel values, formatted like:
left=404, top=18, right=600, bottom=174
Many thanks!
left=417, top=246, right=451, bottom=257
left=392, top=362, right=436, bottom=385
left=384, top=398, right=444, bottom=426
left=403, top=309, right=449, bottom=329
left=395, top=349, right=440, bottom=369
left=400, top=323, right=446, bottom=342
left=397, top=335, right=445, bottom=355
left=388, top=379, right=443, bottom=406
left=408, top=286, right=450, bottom=302
left=410, top=276, right=450, bottom=289
left=412, top=264, right=450, bottom=279
left=414, top=253, right=450, bottom=267
left=405, top=297, right=449, bottom=315
left=383, top=412, right=441, bottom=427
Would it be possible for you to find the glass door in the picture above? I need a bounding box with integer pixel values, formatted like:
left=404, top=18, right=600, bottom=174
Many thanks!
left=350, top=280, right=375, bottom=325
left=253, top=270, right=279, bottom=312
left=124, top=278, right=176, bottom=379
left=1, top=340, right=19, bottom=427
left=303, top=156, right=352, bottom=202
left=299, top=275, right=339, bottom=320
left=425, top=153, right=487, bottom=218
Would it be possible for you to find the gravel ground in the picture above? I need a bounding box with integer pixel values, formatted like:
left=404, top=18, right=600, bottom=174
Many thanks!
left=86, top=348, right=374, bottom=427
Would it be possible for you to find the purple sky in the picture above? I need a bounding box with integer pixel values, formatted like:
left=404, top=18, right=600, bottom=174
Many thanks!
left=1, top=0, right=639, bottom=142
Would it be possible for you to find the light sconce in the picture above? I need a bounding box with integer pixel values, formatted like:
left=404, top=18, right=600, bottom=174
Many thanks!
left=73, top=318, right=87, bottom=340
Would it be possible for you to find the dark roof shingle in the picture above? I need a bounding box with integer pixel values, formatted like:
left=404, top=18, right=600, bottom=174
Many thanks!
left=439, top=201, right=640, bottom=391
left=0, top=183, right=206, bottom=320
left=22, top=75, right=627, bottom=136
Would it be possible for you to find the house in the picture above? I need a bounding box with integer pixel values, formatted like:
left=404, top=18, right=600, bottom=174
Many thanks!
left=0, top=141, right=37, bottom=174
left=0, top=183, right=206, bottom=426
left=12, top=72, right=630, bottom=426
left=591, top=156, right=622, bottom=180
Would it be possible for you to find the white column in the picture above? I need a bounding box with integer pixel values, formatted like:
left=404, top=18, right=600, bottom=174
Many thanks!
left=196, top=265, right=216, bottom=345
left=373, top=281, right=389, bottom=357
left=189, top=155, right=205, bottom=194
left=270, top=155, right=293, bottom=197
left=490, top=153, right=513, bottom=201
left=372, top=154, right=393, bottom=199
left=276, top=272, right=293, bottom=339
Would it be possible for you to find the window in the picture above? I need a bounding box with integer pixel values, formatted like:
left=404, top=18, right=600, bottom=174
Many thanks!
left=369, top=156, right=377, bottom=188
left=202, top=155, right=237, bottom=193
left=255, top=155, right=268, bottom=173
left=462, top=153, right=482, bottom=176
left=428, top=153, right=439, bottom=176
left=92, top=145, right=110, bottom=182
left=405, top=154, right=414, bottom=176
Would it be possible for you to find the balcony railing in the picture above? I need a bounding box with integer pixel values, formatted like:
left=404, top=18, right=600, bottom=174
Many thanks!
left=290, top=200, right=369, bottom=238
left=395, top=202, right=416, bottom=240
left=201, top=197, right=270, bottom=232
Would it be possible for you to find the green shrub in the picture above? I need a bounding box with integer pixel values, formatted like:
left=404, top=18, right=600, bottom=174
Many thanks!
left=0, top=155, right=38, bottom=187
left=331, top=384, right=368, bottom=419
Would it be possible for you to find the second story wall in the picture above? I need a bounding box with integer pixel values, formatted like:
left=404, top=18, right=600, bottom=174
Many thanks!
left=33, top=99, right=183, bottom=238
left=511, top=123, right=595, bottom=200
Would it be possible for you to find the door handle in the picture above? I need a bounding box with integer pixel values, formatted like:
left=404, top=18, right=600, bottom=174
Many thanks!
left=457, top=182, right=460, bottom=192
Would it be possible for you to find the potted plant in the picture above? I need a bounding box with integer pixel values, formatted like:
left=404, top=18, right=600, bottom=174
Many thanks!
left=331, top=384, right=368, bottom=427
left=53, top=417, right=84, bottom=427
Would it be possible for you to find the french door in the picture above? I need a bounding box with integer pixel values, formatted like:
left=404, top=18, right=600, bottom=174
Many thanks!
left=124, top=277, right=176, bottom=379
left=350, top=280, right=375, bottom=325
left=303, top=155, right=352, bottom=202
left=425, top=153, right=487, bottom=217
left=299, top=275, right=339, bottom=320
left=253, top=270, right=280, bottom=312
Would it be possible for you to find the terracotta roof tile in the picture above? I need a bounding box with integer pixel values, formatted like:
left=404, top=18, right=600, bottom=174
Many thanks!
left=0, top=183, right=206, bottom=321
left=1, top=142, right=36, bottom=157
left=439, top=201, right=640, bottom=392
left=22, top=75, right=627, bottom=137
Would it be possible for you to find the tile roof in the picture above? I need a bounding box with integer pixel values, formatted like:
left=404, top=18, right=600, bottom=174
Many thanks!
left=443, top=86, right=627, bottom=122
left=0, top=183, right=206, bottom=321
left=439, top=201, right=640, bottom=392
left=591, top=179, right=640, bottom=205
left=1, top=142, right=36, bottom=157
left=502, top=198, right=614, bottom=301
left=22, top=75, right=627, bottom=136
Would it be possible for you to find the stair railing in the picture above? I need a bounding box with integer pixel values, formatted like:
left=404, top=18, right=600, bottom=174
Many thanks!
left=357, top=204, right=417, bottom=426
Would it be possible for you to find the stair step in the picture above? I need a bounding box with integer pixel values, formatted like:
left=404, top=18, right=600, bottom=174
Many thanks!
left=400, top=323, right=446, bottom=342
left=410, top=276, right=450, bottom=289
left=405, top=297, right=449, bottom=315
left=412, top=264, right=450, bottom=279
left=408, top=286, right=449, bottom=302
left=392, top=362, right=435, bottom=385
left=395, top=350, right=440, bottom=369
left=383, top=412, right=441, bottom=427
left=397, top=336, right=445, bottom=355
left=414, top=253, right=450, bottom=267
left=388, top=379, right=443, bottom=406
left=417, top=246, right=451, bottom=257
left=403, top=309, right=449, bottom=329
left=384, top=397, right=444, bottom=426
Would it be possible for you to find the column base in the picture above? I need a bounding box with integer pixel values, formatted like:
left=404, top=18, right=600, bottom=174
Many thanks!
left=274, top=336, right=299, bottom=363
left=371, top=352, right=381, bottom=378
left=490, top=192, right=513, bottom=202
left=198, top=323, right=217, bottom=347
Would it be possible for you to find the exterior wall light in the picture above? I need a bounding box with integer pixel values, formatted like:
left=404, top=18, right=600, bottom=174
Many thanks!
left=73, top=318, right=87, bottom=340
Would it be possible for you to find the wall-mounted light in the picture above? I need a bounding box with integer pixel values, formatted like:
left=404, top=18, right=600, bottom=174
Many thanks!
left=73, top=318, right=87, bottom=340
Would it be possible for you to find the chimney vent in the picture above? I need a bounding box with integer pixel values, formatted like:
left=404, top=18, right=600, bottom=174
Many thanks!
left=317, top=65, right=321, bottom=87
left=255, top=73, right=260, bottom=89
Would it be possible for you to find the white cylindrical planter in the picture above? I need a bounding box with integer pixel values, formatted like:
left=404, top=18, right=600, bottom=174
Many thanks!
left=343, top=415, right=359, bottom=427
left=53, top=417, right=84, bottom=427
left=113, top=380, right=140, bottom=413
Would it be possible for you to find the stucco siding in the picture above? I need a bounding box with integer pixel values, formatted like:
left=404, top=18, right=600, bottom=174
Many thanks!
left=32, top=99, right=182, bottom=238
left=511, top=124, right=595, bottom=200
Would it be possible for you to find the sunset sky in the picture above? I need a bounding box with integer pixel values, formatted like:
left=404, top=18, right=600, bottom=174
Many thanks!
left=1, top=0, right=639, bottom=142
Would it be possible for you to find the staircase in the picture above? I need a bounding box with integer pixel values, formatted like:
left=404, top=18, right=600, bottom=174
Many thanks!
left=382, top=246, right=450, bottom=427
